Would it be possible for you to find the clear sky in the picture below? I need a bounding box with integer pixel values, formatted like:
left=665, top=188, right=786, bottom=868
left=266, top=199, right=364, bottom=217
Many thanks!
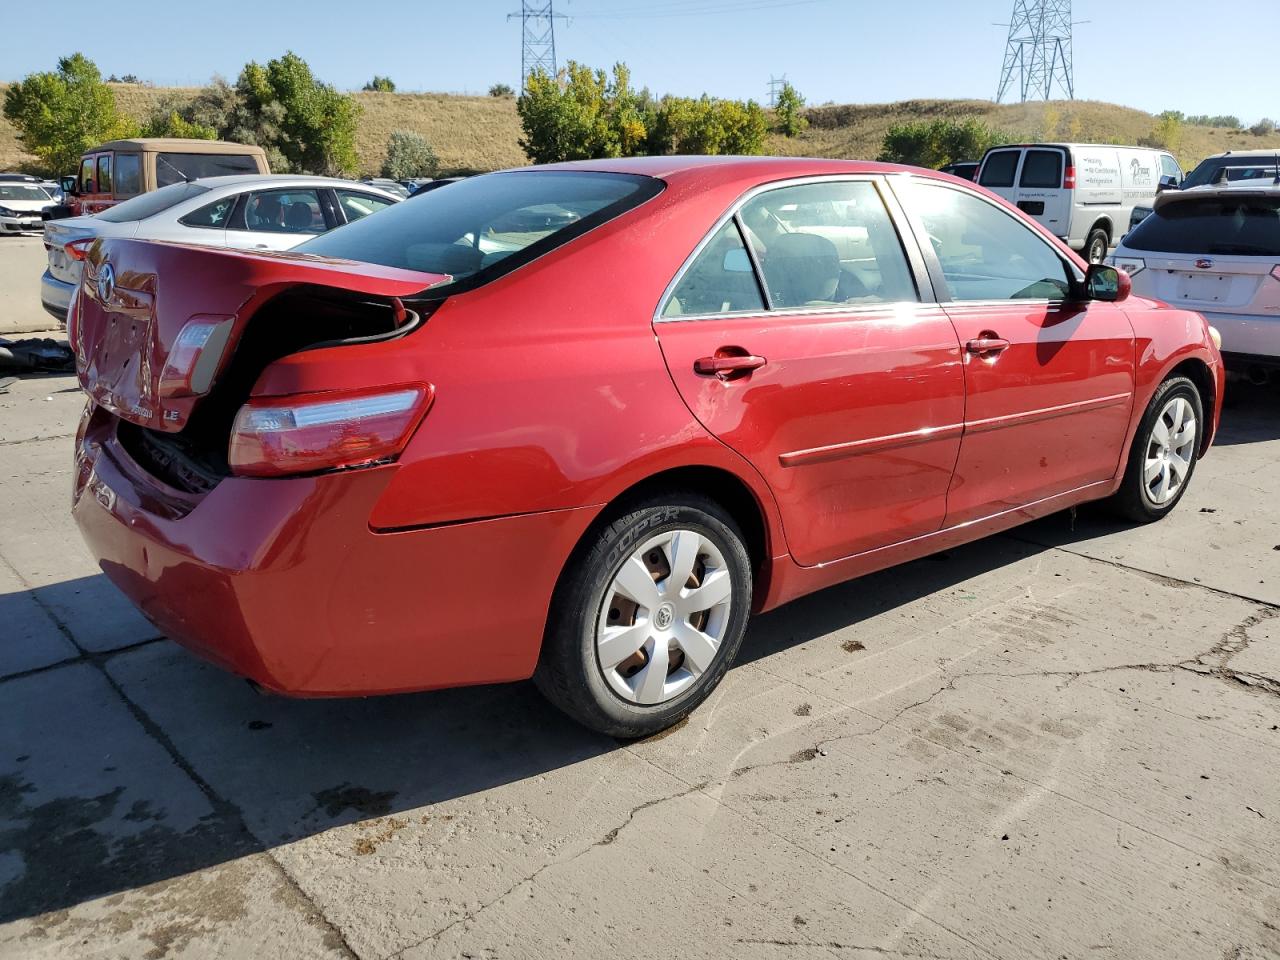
left=6, top=0, right=1275, bottom=122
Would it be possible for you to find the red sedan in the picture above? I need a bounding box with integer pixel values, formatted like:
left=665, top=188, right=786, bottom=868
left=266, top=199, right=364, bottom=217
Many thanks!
left=70, top=157, right=1223, bottom=737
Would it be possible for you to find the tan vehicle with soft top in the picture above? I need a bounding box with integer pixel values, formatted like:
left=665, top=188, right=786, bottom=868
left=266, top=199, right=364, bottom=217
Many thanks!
left=64, top=138, right=269, bottom=216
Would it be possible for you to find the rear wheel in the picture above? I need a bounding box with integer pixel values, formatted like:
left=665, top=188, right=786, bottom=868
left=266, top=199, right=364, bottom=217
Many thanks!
left=1084, top=226, right=1110, bottom=264
left=535, top=495, right=752, bottom=738
left=1111, top=377, right=1202, bottom=522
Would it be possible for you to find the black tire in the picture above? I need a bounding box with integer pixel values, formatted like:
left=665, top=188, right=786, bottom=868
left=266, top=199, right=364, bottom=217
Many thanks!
left=1084, top=226, right=1110, bottom=264
left=1110, top=376, right=1203, bottom=523
left=534, top=494, right=753, bottom=738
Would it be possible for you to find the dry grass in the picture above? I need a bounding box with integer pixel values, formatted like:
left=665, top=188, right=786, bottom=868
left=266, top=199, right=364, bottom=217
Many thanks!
left=4, top=84, right=1279, bottom=177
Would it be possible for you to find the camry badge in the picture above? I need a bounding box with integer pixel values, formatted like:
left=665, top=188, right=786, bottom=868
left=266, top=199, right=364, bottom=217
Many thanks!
left=96, top=261, right=116, bottom=303
left=1194, top=258, right=1213, bottom=270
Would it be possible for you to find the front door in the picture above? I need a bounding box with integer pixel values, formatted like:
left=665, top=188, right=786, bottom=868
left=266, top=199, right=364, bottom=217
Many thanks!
left=892, top=178, right=1136, bottom=527
left=653, top=178, right=965, bottom=567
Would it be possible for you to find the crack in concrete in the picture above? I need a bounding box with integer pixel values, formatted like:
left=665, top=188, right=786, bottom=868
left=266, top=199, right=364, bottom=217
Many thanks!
left=736, top=938, right=954, bottom=958
left=0, top=432, right=76, bottom=447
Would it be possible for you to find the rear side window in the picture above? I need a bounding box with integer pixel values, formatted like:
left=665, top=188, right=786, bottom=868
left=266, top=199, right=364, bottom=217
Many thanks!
left=156, top=152, right=261, bottom=187
left=1125, top=196, right=1280, bottom=256
left=1019, top=150, right=1063, bottom=188
left=179, top=195, right=237, bottom=228
left=336, top=189, right=396, bottom=223
left=95, top=181, right=211, bottom=222
left=979, top=151, right=1020, bottom=188
left=297, top=171, right=661, bottom=291
left=96, top=155, right=112, bottom=194
left=115, top=154, right=142, bottom=197
left=663, top=220, right=764, bottom=317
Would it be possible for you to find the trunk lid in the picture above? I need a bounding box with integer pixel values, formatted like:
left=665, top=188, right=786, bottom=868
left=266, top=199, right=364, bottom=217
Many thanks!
left=1137, top=254, right=1278, bottom=313
left=76, top=238, right=449, bottom=432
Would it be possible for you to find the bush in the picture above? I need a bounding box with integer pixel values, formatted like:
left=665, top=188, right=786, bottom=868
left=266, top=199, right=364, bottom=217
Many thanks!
left=877, top=118, right=998, bottom=169
left=1186, top=114, right=1241, bottom=129
left=489, top=83, right=515, bottom=98
left=363, top=76, right=396, bottom=93
left=517, top=60, right=767, bottom=162
left=774, top=81, right=807, bottom=137
left=142, top=110, right=217, bottom=140
left=1250, top=118, right=1276, bottom=136
left=381, top=130, right=439, bottom=179
left=3, top=54, right=134, bottom=175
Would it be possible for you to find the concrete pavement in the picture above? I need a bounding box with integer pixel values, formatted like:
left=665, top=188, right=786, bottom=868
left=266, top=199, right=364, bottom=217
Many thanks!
left=0, top=236, right=56, bottom=335
left=1, top=368, right=1278, bottom=960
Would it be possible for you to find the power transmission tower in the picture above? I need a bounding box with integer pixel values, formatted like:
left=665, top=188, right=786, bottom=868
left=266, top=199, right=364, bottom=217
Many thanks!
left=507, top=1, right=569, bottom=93
left=995, top=0, right=1074, bottom=102
left=767, top=74, right=787, bottom=109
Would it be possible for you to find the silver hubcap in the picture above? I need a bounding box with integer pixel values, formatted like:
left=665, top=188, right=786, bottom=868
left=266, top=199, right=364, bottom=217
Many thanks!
left=1144, top=395, right=1196, bottom=505
left=596, top=529, right=733, bottom=705
left=1089, top=238, right=1106, bottom=263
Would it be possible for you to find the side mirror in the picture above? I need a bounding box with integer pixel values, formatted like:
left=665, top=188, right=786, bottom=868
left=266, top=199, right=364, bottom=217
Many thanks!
left=1085, top=263, right=1130, bottom=303
left=1157, top=175, right=1179, bottom=192
left=722, top=247, right=753, bottom=273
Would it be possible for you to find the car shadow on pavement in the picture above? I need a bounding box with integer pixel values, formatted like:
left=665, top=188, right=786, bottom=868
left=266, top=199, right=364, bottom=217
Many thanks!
left=1215, top=379, right=1280, bottom=445
left=2, top=383, right=1274, bottom=926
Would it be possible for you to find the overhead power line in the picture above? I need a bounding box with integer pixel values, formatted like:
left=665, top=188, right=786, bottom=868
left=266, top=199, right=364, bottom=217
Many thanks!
left=995, top=0, right=1075, bottom=102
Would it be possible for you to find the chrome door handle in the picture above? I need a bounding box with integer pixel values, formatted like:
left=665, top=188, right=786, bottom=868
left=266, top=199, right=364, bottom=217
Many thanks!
left=966, top=337, right=1010, bottom=355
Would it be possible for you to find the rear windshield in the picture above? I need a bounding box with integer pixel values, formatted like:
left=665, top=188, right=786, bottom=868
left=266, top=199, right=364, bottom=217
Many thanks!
left=1020, top=150, right=1063, bottom=188
left=979, top=150, right=1020, bottom=188
left=95, top=181, right=210, bottom=222
left=156, top=152, right=260, bottom=187
left=1124, top=195, right=1280, bottom=256
left=1183, top=158, right=1280, bottom=189
left=297, top=171, right=662, bottom=291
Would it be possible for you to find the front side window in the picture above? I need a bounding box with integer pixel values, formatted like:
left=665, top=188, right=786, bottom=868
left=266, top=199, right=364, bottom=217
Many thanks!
left=901, top=181, right=1072, bottom=301
left=739, top=180, right=917, bottom=308
left=1160, top=155, right=1181, bottom=181
left=156, top=152, right=261, bottom=187
left=114, top=154, right=142, bottom=197
left=662, top=220, right=764, bottom=318
left=1125, top=196, right=1280, bottom=256
left=1020, top=150, right=1063, bottom=188
left=96, top=155, right=112, bottom=194
left=979, top=150, right=1020, bottom=188
left=336, top=189, right=395, bottom=224
left=79, top=157, right=95, bottom=193
left=242, top=189, right=324, bottom=234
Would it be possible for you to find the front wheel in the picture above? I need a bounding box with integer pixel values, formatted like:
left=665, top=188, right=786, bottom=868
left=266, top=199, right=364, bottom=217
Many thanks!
left=1084, top=227, right=1110, bottom=264
left=535, top=495, right=753, bottom=738
left=1111, top=376, right=1203, bottom=522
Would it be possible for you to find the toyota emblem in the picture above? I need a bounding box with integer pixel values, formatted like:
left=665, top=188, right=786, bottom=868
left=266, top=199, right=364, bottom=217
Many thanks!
left=1194, top=258, right=1213, bottom=270
left=96, top=261, right=116, bottom=303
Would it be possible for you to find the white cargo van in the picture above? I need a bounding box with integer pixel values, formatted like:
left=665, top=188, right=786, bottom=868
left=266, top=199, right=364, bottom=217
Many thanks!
left=975, top=143, right=1182, bottom=263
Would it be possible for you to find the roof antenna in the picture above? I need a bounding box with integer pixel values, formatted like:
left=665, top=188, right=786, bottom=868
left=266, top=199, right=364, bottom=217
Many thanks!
left=1273, top=153, right=1279, bottom=184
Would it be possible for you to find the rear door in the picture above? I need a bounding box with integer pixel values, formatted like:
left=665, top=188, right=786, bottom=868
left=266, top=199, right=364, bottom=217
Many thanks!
left=1013, top=147, right=1070, bottom=238
left=892, top=177, right=1135, bottom=525
left=977, top=148, right=1023, bottom=204
left=653, top=177, right=965, bottom=567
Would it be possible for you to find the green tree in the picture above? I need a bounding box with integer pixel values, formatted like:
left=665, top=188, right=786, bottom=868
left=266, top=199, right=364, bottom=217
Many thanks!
left=3, top=54, right=134, bottom=174
left=489, top=83, right=515, bottom=98
left=774, top=81, right=807, bottom=137
left=235, top=52, right=361, bottom=175
left=142, top=110, right=217, bottom=140
left=1149, top=110, right=1184, bottom=153
left=381, top=130, right=439, bottom=179
left=878, top=118, right=998, bottom=169
left=517, top=61, right=631, bottom=163
left=363, top=76, right=396, bottom=93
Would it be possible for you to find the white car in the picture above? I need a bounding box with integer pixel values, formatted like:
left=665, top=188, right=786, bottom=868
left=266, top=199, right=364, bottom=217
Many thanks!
left=976, top=143, right=1183, bottom=263
left=0, top=182, right=56, bottom=234
left=1109, top=181, right=1280, bottom=373
left=41, top=174, right=401, bottom=323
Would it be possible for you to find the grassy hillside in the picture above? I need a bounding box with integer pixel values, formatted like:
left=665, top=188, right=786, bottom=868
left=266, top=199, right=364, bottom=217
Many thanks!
left=4, top=84, right=1279, bottom=176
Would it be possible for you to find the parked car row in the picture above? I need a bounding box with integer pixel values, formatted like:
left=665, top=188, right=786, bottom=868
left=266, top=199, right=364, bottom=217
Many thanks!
left=40, top=175, right=401, bottom=322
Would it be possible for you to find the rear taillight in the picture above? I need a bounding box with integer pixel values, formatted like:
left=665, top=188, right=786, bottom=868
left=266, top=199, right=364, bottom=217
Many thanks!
left=63, top=238, right=94, bottom=261
left=1063, top=166, right=1076, bottom=190
left=228, top=384, right=432, bottom=478
left=1271, top=265, right=1280, bottom=281
left=158, top=317, right=236, bottom=398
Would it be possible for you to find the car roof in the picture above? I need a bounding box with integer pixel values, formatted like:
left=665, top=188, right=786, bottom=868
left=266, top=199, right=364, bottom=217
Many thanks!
left=1153, top=181, right=1280, bottom=210
left=520, top=155, right=941, bottom=184
left=87, top=138, right=268, bottom=155
left=186, top=174, right=402, bottom=195
left=1200, top=150, right=1280, bottom=161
